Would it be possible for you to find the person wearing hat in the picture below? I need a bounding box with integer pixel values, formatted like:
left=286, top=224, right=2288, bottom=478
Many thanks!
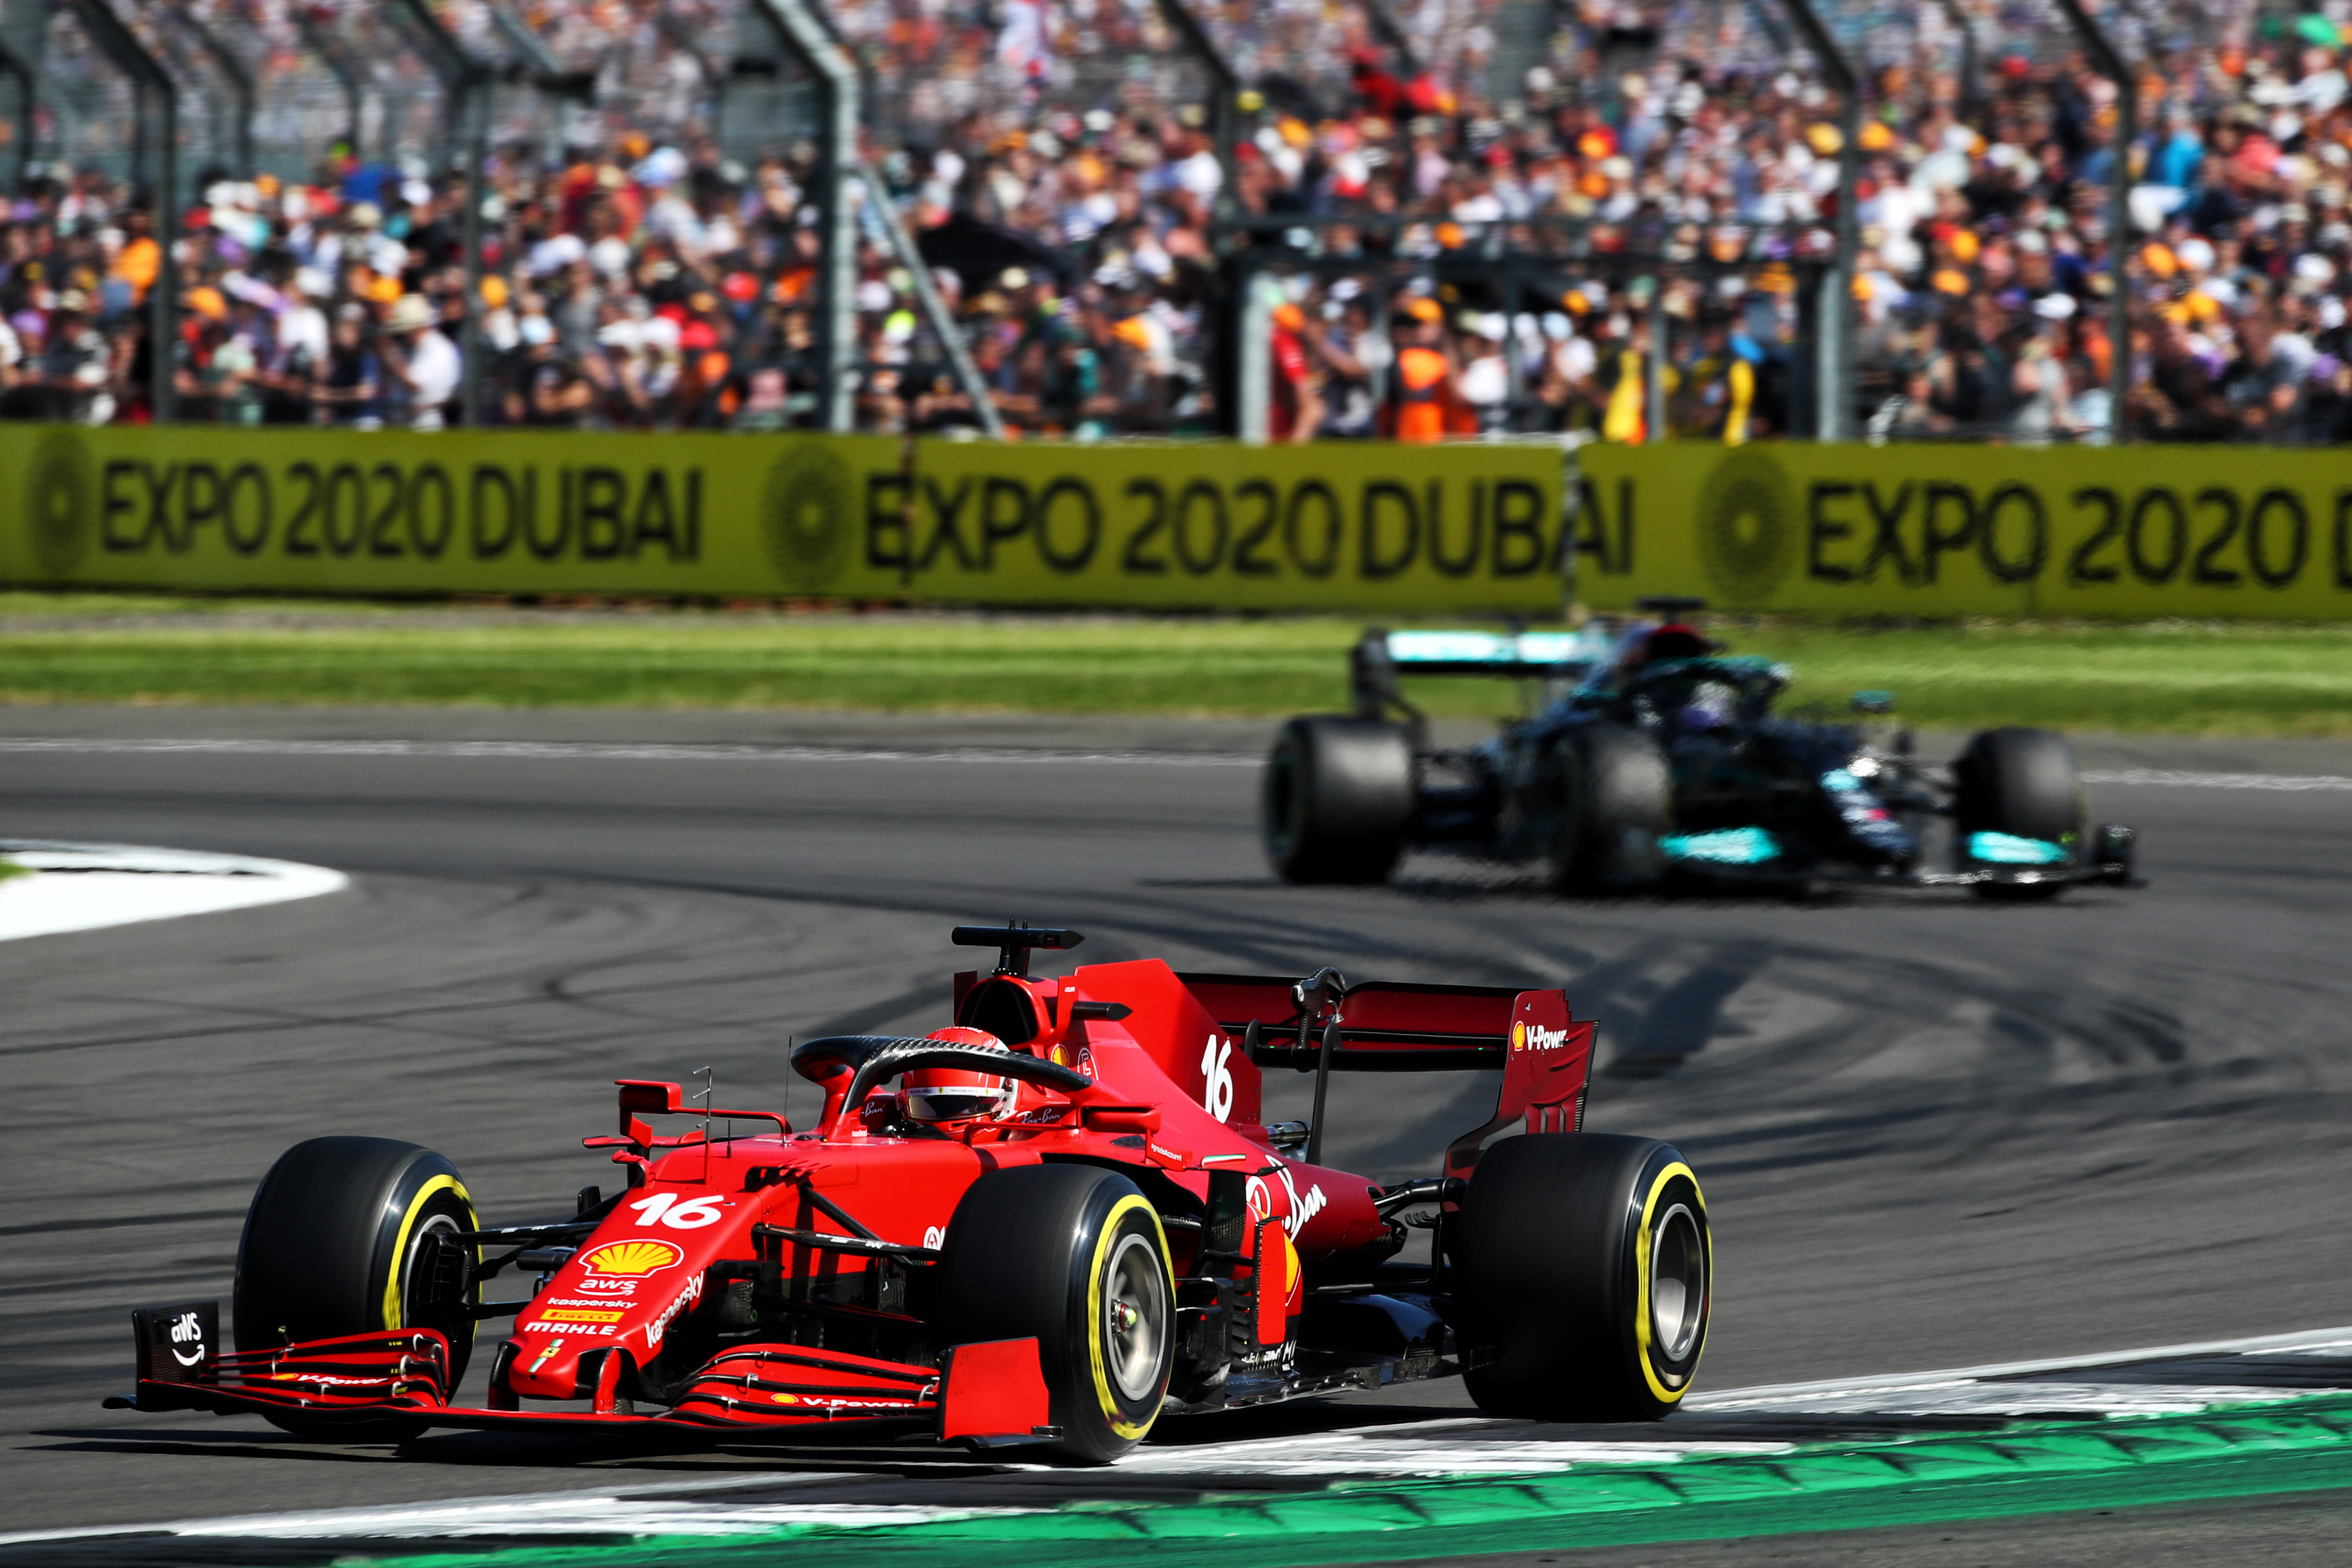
left=1382, top=296, right=1461, bottom=442
left=40, top=288, right=110, bottom=423
left=379, top=291, right=461, bottom=430
left=1268, top=300, right=1325, bottom=442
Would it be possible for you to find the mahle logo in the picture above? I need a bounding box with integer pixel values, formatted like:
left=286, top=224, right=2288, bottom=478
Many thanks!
left=1694, top=448, right=1797, bottom=604
left=25, top=429, right=96, bottom=578
left=762, top=439, right=856, bottom=593
left=1513, top=1020, right=1571, bottom=1052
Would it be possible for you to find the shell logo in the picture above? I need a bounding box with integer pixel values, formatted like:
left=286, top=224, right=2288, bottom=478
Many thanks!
left=1511, top=1021, right=1526, bottom=1052
left=579, top=1240, right=683, bottom=1277
left=770, top=1391, right=799, bottom=1405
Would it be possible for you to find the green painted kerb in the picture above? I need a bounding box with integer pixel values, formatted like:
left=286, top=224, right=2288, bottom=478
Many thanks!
left=367, top=1394, right=2352, bottom=1568
left=0, top=856, right=27, bottom=884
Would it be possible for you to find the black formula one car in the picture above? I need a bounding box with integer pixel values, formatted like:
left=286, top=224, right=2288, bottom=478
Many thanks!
left=1263, top=601, right=2139, bottom=897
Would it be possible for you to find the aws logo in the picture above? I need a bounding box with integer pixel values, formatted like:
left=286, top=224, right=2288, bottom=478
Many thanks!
left=1512, top=1021, right=1571, bottom=1053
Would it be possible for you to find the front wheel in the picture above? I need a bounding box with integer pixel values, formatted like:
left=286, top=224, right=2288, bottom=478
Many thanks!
left=935, top=1163, right=1174, bottom=1462
left=233, top=1136, right=479, bottom=1441
left=1455, top=1133, right=1710, bottom=1421
left=1954, top=726, right=2083, bottom=901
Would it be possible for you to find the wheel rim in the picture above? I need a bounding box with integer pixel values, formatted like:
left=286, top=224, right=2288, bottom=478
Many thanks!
left=401, top=1211, right=467, bottom=1336
left=1649, top=1202, right=1705, bottom=1363
left=1102, top=1231, right=1169, bottom=1402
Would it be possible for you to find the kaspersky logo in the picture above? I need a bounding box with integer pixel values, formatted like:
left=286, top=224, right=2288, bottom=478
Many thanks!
left=578, top=1240, right=682, bottom=1277
left=1512, top=1020, right=1571, bottom=1052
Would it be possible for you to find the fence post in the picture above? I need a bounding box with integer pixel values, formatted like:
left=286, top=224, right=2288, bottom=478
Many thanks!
left=852, top=160, right=1004, bottom=438
left=2054, top=0, right=2135, bottom=445
left=1155, top=0, right=1243, bottom=432
left=0, top=36, right=37, bottom=187
left=1777, top=0, right=1858, bottom=443
left=60, top=0, right=175, bottom=422
left=176, top=10, right=254, bottom=177
left=1933, top=0, right=1980, bottom=121
left=391, top=0, right=492, bottom=428
left=293, top=9, right=365, bottom=164
left=751, top=0, right=858, bottom=432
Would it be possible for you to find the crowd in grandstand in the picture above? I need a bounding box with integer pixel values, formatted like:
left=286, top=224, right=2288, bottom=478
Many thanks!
left=6, top=1, right=2352, bottom=443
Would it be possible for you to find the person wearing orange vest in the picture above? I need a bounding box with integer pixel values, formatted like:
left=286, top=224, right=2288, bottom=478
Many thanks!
left=1381, top=297, right=1461, bottom=442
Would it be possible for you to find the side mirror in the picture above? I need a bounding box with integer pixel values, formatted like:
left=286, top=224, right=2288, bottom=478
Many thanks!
left=1850, top=690, right=1895, bottom=715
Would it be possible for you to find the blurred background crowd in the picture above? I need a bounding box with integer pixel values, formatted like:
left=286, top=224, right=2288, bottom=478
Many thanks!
left=4, top=0, right=2352, bottom=443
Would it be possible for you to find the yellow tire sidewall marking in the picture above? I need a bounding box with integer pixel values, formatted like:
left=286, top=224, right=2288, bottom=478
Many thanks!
left=1085, top=1192, right=1173, bottom=1440
left=380, top=1173, right=476, bottom=1331
left=1632, top=1159, right=1707, bottom=1406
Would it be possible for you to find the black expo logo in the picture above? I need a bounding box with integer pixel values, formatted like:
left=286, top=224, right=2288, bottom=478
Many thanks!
left=762, top=441, right=855, bottom=592
left=1694, top=449, right=1797, bottom=602
left=25, top=429, right=95, bottom=577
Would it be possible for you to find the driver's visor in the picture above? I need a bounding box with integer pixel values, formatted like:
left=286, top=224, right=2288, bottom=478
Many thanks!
left=903, top=1085, right=1009, bottom=1121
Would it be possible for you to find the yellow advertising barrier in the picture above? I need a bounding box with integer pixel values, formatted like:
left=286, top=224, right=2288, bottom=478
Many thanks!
left=1578, top=442, right=2352, bottom=618
left=0, top=424, right=1567, bottom=612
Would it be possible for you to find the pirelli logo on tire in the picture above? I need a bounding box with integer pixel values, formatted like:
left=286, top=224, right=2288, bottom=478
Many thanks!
left=0, top=424, right=1565, bottom=612
left=1579, top=442, right=2352, bottom=618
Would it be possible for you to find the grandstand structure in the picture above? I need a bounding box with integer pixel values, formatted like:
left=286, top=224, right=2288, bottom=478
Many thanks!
left=0, top=1, right=2324, bottom=446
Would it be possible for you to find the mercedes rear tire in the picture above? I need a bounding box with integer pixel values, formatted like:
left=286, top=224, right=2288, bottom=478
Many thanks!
left=1262, top=715, right=1414, bottom=885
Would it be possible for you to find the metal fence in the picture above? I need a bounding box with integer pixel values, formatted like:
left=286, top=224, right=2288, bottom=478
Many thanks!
left=0, top=0, right=2324, bottom=445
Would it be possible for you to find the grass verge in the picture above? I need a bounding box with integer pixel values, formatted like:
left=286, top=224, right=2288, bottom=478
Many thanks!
left=0, top=594, right=2349, bottom=735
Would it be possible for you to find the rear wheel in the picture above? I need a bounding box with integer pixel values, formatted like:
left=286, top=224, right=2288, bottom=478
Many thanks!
left=1262, top=716, right=1413, bottom=885
left=935, top=1163, right=1173, bottom=1463
left=1551, top=725, right=1672, bottom=894
left=1954, top=726, right=2083, bottom=901
left=1455, top=1133, right=1709, bottom=1421
left=233, top=1136, right=478, bottom=1441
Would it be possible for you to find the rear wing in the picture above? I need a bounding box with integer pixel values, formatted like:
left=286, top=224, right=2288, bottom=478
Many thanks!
left=1178, top=971, right=1593, bottom=1175
left=1178, top=973, right=1532, bottom=1071
left=1351, top=627, right=1613, bottom=731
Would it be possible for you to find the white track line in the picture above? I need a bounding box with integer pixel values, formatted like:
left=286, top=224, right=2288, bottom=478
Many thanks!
left=2081, top=768, right=2352, bottom=792
left=17, top=1324, right=2348, bottom=1548
left=0, top=737, right=1258, bottom=768
left=0, top=841, right=346, bottom=941
left=1680, top=1323, right=2352, bottom=1410
left=4, top=740, right=2346, bottom=789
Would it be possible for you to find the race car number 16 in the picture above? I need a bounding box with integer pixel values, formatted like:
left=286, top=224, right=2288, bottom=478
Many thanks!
left=1199, top=1035, right=1235, bottom=1123
left=628, top=1192, right=726, bottom=1229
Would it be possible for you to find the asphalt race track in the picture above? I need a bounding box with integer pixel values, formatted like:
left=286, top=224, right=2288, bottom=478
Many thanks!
left=4, top=707, right=2352, bottom=1563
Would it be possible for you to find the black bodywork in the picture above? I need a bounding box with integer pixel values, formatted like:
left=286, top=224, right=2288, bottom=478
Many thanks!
left=1348, top=623, right=2136, bottom=892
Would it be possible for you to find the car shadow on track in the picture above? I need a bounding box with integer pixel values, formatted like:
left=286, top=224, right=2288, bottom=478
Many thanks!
left=1142, top=871, right=2138, bottom=912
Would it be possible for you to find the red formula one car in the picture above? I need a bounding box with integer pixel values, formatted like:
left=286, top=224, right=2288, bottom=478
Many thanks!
left=113, top=927, right=1712, bottom=1461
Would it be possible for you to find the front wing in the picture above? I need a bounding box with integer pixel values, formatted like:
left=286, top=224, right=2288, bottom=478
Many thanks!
left=107, top=1302, right=1057, bottom=1449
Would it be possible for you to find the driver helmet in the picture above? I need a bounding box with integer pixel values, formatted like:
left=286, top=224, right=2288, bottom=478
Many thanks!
left=901, top=1027, right=1015, bottom=1124
left=1639, top=623, right=1711, bottom=665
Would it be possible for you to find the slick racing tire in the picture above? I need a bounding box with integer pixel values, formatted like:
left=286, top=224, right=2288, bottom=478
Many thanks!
left=1954, top=726, right=2084, bottom=901
left=1551, top=724, right=1672, bottom=894
left=234, top=1136, right=479, bottom=1442
left=1263, top=716, right=1414, bottom=885
left=936, top=1162, right=1174, bottom=1463
left=1455, top=1134, right=1709, bottom=1422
